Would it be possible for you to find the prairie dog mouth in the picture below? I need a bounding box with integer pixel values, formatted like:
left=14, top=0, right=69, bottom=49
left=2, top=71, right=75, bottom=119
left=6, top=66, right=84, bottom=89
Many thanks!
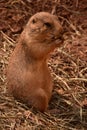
left=51, top=35, right=64, bottom=43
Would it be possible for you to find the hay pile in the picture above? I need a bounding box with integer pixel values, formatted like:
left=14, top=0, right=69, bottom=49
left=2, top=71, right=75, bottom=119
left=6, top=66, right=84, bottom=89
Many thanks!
left=0, top=0, right=87, bottom=129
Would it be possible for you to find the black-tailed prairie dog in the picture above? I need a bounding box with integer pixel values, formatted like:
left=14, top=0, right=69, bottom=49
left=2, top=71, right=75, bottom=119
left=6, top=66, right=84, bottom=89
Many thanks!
left=7, top=12, right=64, bottom=112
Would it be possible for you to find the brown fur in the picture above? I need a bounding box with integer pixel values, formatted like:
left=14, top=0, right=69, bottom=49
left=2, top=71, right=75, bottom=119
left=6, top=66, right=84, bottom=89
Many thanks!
left=7, top=12, right=63, bottom=112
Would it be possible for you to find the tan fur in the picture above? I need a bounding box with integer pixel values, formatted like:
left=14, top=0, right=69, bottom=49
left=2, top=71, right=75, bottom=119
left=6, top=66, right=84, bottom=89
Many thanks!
left=7, top=12, right=63, bottom=112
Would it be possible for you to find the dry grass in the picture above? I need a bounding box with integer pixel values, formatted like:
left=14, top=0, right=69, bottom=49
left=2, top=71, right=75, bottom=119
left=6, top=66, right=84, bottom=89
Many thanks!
left=0, top=0, right=87, bottom=130
left=0, top=31, right=87, bottom=130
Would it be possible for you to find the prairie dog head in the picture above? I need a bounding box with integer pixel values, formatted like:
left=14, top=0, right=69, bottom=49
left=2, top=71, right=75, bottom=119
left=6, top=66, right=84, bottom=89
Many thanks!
left=20, top=12, right=64, bottom=59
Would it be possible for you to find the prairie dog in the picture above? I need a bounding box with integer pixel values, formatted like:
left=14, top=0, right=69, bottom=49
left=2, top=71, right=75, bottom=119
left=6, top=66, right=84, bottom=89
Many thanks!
left=7, top=12, right=63, bottom=112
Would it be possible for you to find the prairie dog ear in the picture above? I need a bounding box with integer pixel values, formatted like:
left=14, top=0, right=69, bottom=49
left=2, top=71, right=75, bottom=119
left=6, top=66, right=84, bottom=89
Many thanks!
left=32, top=19, right=36, bottom=24
left=31, top=18, right=37, bottom=24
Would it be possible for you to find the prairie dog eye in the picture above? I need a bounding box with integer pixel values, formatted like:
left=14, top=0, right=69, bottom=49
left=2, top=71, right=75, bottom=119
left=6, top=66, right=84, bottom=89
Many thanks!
left=44, top=22, right=52, bottom=28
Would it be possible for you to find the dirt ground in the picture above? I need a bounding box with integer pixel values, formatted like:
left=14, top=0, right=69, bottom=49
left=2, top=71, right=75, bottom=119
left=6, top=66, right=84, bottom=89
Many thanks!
left=0, top=0, right=87, bottom=130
